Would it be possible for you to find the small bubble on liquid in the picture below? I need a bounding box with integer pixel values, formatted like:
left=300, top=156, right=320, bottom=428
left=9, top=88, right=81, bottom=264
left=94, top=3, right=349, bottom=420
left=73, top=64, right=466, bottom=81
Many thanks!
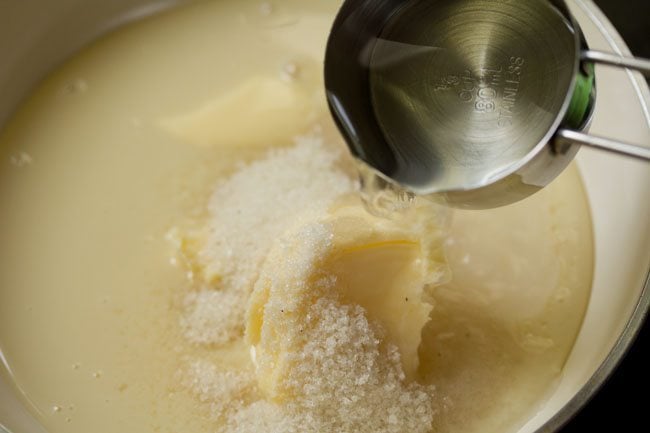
left=52, top=405, right=62, bottom=414
left=259, top=2, right=272, bottom=15
left=92, top=370, right=103, bottom=379
left=244, top=1, right=297, bottom=28
left=60, top=79, right=88, bottom=96
left=280, top=62, right=298, bottom=82
left=9, top=152, right=33, bottom=167
left=553, top=286, right=571, bottom=303
left=72, top=363, right=81, bottom=370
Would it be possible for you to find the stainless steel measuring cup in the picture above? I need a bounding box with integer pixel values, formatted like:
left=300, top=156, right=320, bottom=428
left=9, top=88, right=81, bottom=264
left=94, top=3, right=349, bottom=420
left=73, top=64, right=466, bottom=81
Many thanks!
left=325, top=0, right=650, bottom=208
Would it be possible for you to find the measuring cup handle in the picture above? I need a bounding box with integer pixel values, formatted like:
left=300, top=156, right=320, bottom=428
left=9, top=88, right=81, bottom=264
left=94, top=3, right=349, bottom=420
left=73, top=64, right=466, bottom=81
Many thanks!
left=556, top=129, right=650, bottom=161
left=582, top=50, right=650, bottom=76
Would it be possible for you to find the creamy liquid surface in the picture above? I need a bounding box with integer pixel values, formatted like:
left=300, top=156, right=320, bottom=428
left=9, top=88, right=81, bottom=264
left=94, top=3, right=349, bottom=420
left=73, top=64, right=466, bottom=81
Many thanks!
left=0, top=1, right=593, bottom=433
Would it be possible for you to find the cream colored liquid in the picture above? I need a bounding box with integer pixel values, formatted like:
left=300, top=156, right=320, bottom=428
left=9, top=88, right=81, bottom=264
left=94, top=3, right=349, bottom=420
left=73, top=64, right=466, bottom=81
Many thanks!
left=0, top=1, right=593, bottom=433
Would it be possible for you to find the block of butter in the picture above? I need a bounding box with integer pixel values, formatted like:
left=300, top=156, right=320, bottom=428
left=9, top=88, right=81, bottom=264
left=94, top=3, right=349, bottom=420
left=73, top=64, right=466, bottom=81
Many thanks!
left=160, top=62, right=322, bottom=148
left=246, top=202, right=448, bottom=401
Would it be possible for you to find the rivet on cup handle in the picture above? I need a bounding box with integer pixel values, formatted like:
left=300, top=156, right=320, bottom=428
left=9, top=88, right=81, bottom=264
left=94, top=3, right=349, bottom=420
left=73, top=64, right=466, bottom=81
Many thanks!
left=557, top=50, right=650, bottom=162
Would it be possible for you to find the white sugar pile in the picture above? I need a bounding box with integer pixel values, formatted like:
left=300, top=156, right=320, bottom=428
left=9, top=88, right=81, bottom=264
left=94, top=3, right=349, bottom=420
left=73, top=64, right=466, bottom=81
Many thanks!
left=180, top=134, right=356, bottom=345
left=177, top=132, right=437, bottom=432
left=280, top=297, right=435, bottom=433
left=199, top=133, right=355, bottom=290
left=186, top=296, right=435, bottom=433
left=183, top=360, right=257, bottom=419
left=181, top=290, right=244, bottom=345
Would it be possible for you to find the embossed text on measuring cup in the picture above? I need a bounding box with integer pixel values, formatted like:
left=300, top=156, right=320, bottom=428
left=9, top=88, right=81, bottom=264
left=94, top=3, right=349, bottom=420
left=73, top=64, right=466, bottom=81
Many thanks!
left=431, top=57, right=525, bottom=128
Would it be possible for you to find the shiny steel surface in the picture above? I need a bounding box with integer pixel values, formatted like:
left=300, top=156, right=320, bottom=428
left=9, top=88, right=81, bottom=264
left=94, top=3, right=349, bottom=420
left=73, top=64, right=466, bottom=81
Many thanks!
left=326, top=0, right=582, bottom=207
left=325, top=0, right=649, bottom=208
left=368, top=0, right=577, bottom=192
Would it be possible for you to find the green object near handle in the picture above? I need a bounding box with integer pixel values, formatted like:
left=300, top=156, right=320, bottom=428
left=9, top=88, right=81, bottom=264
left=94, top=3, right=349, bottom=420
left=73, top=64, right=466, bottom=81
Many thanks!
left=563, top=62, right=595, bottom=129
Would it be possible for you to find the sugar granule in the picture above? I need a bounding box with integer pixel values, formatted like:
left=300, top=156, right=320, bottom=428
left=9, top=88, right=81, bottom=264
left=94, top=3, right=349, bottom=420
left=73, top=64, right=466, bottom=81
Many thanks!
left=181, top=290, right=247, bottom=345
left=183, top=360, right=257, bottom=419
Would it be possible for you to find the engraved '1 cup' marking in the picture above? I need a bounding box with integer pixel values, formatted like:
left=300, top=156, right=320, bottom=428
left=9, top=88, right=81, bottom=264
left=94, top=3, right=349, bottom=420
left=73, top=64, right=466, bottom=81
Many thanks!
left=429, top=56, right=525, bottom=127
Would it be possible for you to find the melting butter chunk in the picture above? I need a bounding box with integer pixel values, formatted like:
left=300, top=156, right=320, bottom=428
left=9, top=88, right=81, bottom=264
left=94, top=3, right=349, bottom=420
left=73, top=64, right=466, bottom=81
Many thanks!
left=246, top=203, right=448, bottom=401
left=160, top=62, right=322, bottom=148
